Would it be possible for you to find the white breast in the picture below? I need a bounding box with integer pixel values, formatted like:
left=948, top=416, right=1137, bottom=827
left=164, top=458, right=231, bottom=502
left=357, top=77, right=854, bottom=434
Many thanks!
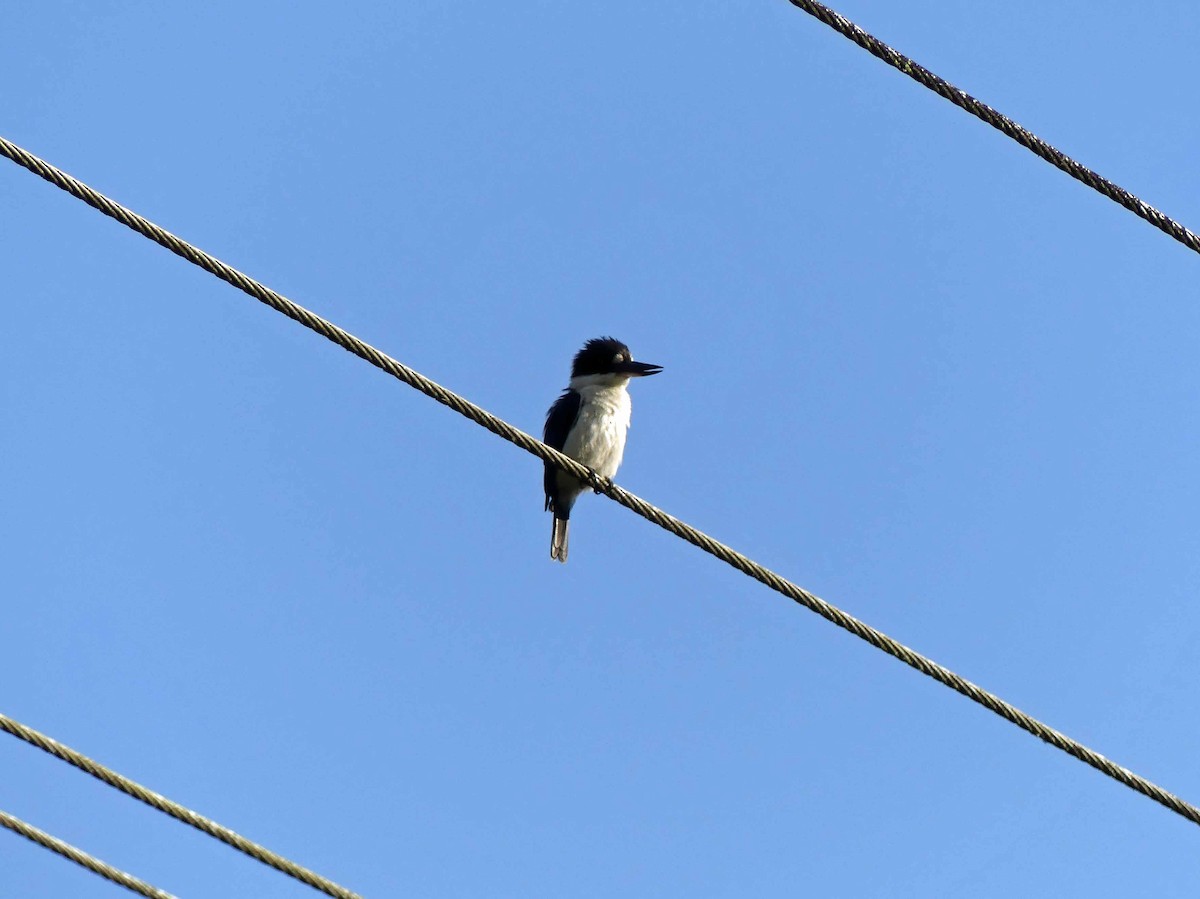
left=562, top=378, right=633, bottom=480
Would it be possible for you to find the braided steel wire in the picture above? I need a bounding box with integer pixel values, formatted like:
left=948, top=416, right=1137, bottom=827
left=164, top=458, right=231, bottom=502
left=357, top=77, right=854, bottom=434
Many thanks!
left=784, top=0, right=1200, bottom=255
left=2, top=133, right=1198, bottom=829
left=0, top=713, right=362, bottom=898
left=0, top=808, right=177, bottom=899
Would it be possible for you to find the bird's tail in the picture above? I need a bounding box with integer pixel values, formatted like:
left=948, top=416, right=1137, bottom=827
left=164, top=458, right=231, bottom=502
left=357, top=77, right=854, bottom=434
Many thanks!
left=550, top=517, right=569, bottom=563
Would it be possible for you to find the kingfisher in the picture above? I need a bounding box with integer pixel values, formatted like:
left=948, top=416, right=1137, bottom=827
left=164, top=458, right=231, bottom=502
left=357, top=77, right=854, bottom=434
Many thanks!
left=543, top=337, right=663, bottom=562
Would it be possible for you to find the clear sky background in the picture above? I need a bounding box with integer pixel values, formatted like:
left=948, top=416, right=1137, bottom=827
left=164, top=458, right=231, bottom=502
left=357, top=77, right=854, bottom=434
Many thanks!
left=4, top=2, right=1200, bottom=896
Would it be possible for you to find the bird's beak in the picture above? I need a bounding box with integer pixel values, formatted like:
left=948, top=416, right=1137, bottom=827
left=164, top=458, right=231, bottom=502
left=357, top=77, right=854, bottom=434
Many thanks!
left=617, top=361, right=663, bottom=377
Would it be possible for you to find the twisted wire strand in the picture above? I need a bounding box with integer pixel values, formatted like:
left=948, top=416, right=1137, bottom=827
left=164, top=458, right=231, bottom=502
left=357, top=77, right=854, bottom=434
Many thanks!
left=784, top=0, right=1200, bottom=256
left=2, top=134, right=1198, bottom=829
left=0, top=713, right=362, bottom=899
left=0, top=808, right=177, bottom=899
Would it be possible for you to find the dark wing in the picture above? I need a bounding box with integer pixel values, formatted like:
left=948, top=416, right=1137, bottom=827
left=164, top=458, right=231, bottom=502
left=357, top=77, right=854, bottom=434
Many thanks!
left=543, top=389, right=582, bottom=511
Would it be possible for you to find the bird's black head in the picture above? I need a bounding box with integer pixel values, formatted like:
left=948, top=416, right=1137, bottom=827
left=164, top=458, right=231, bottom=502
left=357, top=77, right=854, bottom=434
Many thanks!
left=570, top=337, right=663, bottom=380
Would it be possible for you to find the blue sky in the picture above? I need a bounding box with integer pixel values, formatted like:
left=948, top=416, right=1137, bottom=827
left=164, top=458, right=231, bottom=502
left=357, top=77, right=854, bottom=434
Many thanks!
left=5, top=2, right=1200, bottom=896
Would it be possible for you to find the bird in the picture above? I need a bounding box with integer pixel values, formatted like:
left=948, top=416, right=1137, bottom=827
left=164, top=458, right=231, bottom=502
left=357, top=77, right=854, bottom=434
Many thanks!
left=543, top=336, right=663, bottom=563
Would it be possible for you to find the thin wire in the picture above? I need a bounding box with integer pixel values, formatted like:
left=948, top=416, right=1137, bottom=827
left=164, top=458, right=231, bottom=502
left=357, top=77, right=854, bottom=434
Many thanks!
left=2, top=134, right=1197, bottom=829
left=0, top=808, right=177, bottom=899
left=783, top=0, right=1200, bottom=256
left=0, top=713, right=362, bottom=899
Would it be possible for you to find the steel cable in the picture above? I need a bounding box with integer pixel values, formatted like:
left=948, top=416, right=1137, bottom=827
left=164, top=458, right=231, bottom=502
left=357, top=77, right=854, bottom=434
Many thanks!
left=1, top=808, right=177, bottom=899
left=3, top=133, right=1199, bottom=830
left=0, top=712, right=362, bottom=898
left=783, top=0, right=1200, bottom=256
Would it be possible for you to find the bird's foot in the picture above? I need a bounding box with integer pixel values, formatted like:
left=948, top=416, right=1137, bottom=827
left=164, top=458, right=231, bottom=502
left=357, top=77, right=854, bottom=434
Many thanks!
left=586, top=470, right=610, bottom=495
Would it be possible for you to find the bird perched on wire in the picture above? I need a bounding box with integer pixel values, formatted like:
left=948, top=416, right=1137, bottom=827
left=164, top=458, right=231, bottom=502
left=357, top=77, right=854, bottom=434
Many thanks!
left=543, top=337, right=663, bottom=563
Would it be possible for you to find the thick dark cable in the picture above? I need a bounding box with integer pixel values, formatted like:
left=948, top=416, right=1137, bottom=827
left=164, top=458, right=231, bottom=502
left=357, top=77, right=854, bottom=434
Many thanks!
left=2, top=134, right=1199, bottom=830
left=0, top=808, right=177, bottom=899
left=783, top=0, right=1200, bottom=256
left=0, top=713, right=362, bottom=899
